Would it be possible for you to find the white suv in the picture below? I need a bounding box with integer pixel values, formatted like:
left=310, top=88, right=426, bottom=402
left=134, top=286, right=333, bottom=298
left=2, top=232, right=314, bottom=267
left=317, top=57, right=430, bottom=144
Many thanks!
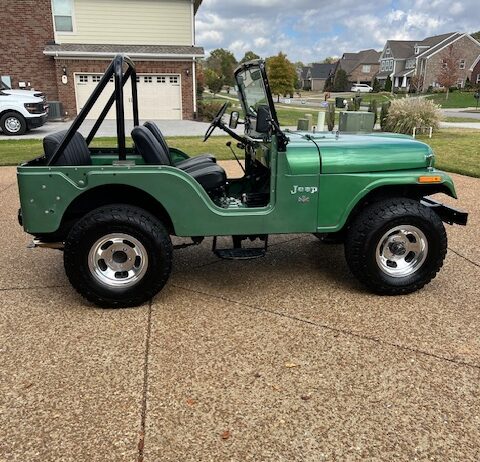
left=351, top=84, right=373, bottom=93
left=0, top=81, right=48, bottom=136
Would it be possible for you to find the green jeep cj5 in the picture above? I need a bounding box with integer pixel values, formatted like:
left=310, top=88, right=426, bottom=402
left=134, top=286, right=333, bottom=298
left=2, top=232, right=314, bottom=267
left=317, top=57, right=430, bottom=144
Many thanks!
left=16, top=56, right=468, bottom=307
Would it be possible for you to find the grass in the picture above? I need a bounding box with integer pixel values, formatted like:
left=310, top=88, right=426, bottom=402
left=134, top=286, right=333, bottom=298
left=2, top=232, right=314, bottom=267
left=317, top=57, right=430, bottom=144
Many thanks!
left=426, top=91, right=480, bottom=109
left=444, top=116, right=480, bottom=123
left=1, top=129, right=478, bottom=178
left=417, top=129, right=480, bottom=177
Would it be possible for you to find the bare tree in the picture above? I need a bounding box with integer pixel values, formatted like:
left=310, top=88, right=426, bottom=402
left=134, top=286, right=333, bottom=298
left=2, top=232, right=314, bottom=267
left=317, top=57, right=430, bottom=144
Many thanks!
left=409, top=74, right=424, bottom=93
left=437, top=45, right=460, bottom=100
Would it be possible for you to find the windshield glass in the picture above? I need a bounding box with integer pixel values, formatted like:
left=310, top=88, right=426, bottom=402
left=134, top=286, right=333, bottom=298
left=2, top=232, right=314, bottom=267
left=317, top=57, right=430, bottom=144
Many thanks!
left=236, top=67, right=268, bottom=116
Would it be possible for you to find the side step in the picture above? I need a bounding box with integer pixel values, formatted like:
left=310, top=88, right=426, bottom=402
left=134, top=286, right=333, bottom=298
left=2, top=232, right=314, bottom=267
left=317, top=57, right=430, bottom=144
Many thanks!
left=212, top=236, right=268, bottom=260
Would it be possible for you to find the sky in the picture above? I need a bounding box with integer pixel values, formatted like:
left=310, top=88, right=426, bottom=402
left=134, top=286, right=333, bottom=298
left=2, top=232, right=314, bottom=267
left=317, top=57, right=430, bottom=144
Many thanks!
left=196, top=0, right=480, bottom=63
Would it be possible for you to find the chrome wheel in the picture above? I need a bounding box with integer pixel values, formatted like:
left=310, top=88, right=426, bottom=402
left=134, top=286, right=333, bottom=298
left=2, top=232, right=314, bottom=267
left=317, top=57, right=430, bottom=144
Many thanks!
left=88, top=233, right=149, bottom=288
left=5, top=117, right=21, bottom=133
left=375, top=225, right=428, bottom=278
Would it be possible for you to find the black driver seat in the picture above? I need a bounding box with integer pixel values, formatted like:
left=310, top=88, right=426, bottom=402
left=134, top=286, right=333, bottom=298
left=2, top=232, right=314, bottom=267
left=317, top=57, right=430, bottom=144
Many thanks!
left=143, top=121, right=216, bottom=172
left=131, top=126, right=226, bottom=193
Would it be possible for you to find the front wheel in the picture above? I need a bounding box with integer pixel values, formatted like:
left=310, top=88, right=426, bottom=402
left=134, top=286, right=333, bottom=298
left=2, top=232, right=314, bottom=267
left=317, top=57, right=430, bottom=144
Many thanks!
left=345, top=198, right=447, bottom=295
left=64, top=205, right=173, bottom=308
left=0, top=112, right=27, bottom=135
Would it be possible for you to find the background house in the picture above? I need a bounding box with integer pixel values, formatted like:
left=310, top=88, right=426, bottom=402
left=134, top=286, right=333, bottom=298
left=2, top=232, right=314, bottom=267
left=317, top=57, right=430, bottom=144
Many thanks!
left=470, top=55, right=480, bottom=86
left=1, top=0, right=204, bottom=120
left=377, top=33, right=480, bottom=91
left=338, top=49, right=381, bottom=85
left=301, top=63, right=338, bottom=91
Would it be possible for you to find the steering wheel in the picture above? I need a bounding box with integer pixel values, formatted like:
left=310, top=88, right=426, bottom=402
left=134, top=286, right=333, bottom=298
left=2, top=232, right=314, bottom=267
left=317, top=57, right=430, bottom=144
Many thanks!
left=203, top=102, right=229, bottom=142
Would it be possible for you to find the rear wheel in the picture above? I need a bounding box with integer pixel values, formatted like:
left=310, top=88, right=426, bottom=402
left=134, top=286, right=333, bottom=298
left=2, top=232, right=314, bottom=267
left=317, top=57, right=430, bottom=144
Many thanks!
left=0, top=112, right=27, bottom=136
left=64, top=204, right=172, bottom=308
left=344, top=198, right=447, bottom=295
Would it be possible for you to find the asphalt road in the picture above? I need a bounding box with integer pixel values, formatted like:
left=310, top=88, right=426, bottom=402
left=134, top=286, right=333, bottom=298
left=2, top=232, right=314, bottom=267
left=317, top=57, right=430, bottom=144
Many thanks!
left=0, top=163, right=479, bottom=461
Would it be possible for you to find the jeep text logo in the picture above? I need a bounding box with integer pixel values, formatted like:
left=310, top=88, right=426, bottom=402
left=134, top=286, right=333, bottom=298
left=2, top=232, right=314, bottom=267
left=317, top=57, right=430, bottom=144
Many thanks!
left=290, top=185, right=318, bottom=195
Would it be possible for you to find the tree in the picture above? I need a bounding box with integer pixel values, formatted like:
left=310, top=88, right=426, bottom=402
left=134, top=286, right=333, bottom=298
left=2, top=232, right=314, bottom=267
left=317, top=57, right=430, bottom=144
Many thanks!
left=409, top=74, right=424, bottom=94
left=322, top=57, right=337, bottom=64
left=437, top=44, right=460, bottom=100
left=333, top=69, right=348, bottom=91
left=384, top=75, right=392, bottom=92
left=472, top=30, right=480, bottom=41
left=196, top=61, right=206, bottom=101
left=240, top=51, right=260, bottom=64
left=206, top=48, right=238, bottom=87
left=372, top=77, right=381, bottom=93
left=324, top=73, right=334, bottom=92
left=368, top=99, right=378, bottom=125
left=204, top=68, right=224, bottom=96
left=266, top=52, right=297, bottom=102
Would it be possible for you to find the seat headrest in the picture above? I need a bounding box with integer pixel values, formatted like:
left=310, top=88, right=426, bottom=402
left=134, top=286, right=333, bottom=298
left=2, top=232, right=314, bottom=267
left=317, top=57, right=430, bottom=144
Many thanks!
left=143, top=121, right=170, bottom=156
left=131, top=126, right=171, bottom=165
left=43, top=130, right=91, bottom=166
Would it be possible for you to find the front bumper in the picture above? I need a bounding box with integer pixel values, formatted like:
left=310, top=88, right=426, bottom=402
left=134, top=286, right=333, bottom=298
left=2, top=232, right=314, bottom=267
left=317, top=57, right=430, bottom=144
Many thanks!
left=421, top=197, right=468, bottom=225
left=26, top=113, right=48, bottom=130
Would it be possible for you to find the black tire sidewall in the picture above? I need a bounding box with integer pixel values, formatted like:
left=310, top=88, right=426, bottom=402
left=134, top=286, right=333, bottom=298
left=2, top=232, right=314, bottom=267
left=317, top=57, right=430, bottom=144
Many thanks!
left=64, top=206, right=172, bottom=307
left=1, top=112, right=27, bottom=136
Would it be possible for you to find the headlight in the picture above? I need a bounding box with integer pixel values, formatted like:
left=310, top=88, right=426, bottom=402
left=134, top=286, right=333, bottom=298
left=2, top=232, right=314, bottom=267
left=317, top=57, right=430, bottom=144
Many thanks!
left=24, top=102, right=45, bottom=114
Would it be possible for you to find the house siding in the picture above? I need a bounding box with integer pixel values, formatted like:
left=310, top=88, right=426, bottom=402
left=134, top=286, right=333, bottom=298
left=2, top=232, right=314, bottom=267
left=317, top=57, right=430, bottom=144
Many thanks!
left=472, top=59, right=480, bottom=85
left=349, top=64, right=379, bottom=84
left=55, top=58, right=195, bottom=119
left=423, top=36, right=480, bottom=88
left=0, top=0, right=58, bottom=101
left=56, top=0, right=193, bottom=46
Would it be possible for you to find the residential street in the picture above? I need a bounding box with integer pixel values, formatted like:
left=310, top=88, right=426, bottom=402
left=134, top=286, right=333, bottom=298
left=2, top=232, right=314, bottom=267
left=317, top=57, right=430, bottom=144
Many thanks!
left=1, top=163, right=479, bottom=461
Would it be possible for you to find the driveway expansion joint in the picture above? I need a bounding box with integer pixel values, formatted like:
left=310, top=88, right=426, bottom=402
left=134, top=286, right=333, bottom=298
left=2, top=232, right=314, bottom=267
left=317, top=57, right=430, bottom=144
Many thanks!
left=137, top=299, right=153, bottom=462
left=172, top=284, right=480, bottom=371
left=449, top=247, right=480, bottom=268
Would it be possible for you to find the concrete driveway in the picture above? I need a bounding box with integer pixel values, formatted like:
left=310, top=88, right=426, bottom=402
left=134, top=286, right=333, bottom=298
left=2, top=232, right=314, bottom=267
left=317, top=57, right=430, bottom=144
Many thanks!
left=1, top=163, right=479, bottom=461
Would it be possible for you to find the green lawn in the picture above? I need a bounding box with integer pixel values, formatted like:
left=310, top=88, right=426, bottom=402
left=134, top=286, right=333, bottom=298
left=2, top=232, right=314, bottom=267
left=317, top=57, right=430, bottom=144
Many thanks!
left=1, top=129, right=478, bottom=178
left=417, top=129, right=480, bottom=177
left=444, top=116, right=480, bottom=123
left=426, top=91, right=480, bottom=108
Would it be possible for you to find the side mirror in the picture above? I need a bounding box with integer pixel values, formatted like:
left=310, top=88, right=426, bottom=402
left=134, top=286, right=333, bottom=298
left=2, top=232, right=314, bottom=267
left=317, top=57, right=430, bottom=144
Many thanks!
left=229, top=111, right=240, bottom=129
left=255, top=105, right=271, bottom=133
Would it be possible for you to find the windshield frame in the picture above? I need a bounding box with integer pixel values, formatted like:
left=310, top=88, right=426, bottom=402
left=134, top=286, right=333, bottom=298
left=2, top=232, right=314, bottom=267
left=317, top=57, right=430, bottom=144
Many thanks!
left=0, top=80, right=11, bottom=91
left=234, top=60, right=279, bottom=127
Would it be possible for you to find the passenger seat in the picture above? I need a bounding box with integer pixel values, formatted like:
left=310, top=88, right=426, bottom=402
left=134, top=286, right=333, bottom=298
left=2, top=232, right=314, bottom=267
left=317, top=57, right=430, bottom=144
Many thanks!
left=143, top=121, right=216, bottom=172
left=43, top=130, right=92, bottom=166
left=132, top=126, right=226, bottom=193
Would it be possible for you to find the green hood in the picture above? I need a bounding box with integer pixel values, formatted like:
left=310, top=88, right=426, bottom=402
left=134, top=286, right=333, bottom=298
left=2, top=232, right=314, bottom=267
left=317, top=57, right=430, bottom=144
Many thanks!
left=287, top=132, right=434, bottom=174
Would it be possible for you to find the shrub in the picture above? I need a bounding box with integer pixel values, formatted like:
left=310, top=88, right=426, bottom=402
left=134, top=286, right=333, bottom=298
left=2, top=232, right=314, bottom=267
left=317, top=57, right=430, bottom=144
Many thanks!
left=325, top=102, right=335, bottom=131
left=380, top=101, right=391, bottom=131
left=383, top=98, right=442, bottom=135
left=384, top=76, right=392, bottom=92
left=197, top=100, right=226, bottom=122
left=368, top=99, right=378, bottom=125
left=347, top=100, right=355, bottom=111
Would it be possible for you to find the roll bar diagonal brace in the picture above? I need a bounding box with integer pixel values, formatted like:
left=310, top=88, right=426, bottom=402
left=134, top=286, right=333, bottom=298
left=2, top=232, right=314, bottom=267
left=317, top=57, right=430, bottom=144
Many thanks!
left=46, top=54, right=139, bottom=165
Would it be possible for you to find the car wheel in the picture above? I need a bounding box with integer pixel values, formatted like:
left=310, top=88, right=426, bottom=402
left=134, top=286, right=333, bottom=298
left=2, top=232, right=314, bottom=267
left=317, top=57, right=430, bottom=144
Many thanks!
left=64, top=204, right=173, bottom=308
left=0, top=112, right=27, bottom=136
left=344, top=198, right=447, bottom=295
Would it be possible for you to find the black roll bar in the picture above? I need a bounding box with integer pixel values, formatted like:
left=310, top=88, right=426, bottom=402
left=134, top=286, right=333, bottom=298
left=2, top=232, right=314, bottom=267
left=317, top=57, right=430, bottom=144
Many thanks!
left=47, top=54, right=139, bottom=166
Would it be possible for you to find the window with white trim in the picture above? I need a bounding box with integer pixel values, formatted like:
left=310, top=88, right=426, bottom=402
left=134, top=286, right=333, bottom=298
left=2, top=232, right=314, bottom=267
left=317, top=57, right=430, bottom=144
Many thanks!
left=385, top=48, right=391, bottom=56
left=380, top=61, right=385, bottom=71
left=362, top=65, right=371, bottom=73
left=477, top=74, right=480, bottom=84
left=459, top=59, right=465, bottom=69
left=442, top=59, right=447, bottom=69
left=457, top=79, right=464, bottom=87
left=52, top=0, right=74, bottom=32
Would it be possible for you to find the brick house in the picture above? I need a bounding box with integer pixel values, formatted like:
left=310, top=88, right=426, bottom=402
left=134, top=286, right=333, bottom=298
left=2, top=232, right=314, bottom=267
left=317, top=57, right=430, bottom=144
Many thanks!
left=338, top=49, right=381, bottom=85
left=470, top=54, right=480, bottom=86
left=1, top=0, right=204, bottom=120
left=377, top=32, right=480, bottom=91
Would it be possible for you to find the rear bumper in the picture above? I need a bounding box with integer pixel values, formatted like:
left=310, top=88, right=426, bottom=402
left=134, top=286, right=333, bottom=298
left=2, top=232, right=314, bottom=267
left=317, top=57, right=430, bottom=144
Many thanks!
left=26, top=113, right=48, bottom=130
left=421, top=197, right=468, bottom=226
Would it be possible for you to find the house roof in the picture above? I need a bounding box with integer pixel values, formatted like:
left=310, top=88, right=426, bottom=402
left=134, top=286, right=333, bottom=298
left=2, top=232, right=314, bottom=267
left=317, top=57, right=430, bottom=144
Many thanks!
left=385, top=41, right=417, bottom=59
left=194, top=0, right=202, bottom=14
left=309, top=62, right=337, bottom=79
left=340, top=49, right=381, bottom=74
left=44, top=43, right=205, bottom=59
left=412, top=32, right=460, bottom=59
left=376, top=71, right=392, bottom=79
left=470, top=53, right=480, bottom=71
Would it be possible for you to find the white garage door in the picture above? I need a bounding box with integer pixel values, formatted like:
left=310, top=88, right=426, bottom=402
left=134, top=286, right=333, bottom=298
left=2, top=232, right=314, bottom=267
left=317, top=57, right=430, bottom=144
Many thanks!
left=74, top=73, right=182, bottom=120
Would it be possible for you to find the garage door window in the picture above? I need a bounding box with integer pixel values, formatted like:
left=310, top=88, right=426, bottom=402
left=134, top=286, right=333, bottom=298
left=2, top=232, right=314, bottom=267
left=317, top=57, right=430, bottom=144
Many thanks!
left=144, top=77, right=153, bottom=83
left=78, top=75, right=88, bottom=84
left=92, top=75, right=101, bottom=83
left=52, top=0, right=74, bottom=32
left=170, top=76, right=179, bottom=84
left=157, top=76, right=166, bottom=83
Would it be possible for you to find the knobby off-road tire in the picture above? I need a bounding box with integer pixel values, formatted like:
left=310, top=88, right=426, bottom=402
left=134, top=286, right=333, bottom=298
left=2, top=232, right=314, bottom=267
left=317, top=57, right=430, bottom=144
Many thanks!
left=64, top=205, right=173, bottom=308
left=345, top=198, right=447, bottom=295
